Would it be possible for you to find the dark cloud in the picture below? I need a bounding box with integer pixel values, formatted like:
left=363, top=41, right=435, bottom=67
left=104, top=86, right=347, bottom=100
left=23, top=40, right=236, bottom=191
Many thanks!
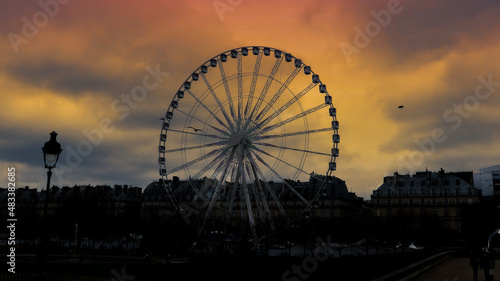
left=380, top=81, right=500, bottom=155
left=0, top=126, right=45, bottom=167
left=379, top=0, right=500, bottom=63
left=44, top=131, right=159, bottom=187
left=4, top=60, right=128, bottom=95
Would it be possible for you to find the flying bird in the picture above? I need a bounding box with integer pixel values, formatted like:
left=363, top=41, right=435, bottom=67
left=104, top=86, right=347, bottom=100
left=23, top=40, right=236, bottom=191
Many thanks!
left=186, top=126, right=203, bottom=133
left=398, top=105, right=404, bottom=109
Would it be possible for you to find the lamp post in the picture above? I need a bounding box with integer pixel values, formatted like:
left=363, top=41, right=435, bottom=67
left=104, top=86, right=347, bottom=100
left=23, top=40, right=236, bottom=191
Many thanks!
left=41, top=131, right=62, bottom=261
left=42, top=131, right=62, bottom=219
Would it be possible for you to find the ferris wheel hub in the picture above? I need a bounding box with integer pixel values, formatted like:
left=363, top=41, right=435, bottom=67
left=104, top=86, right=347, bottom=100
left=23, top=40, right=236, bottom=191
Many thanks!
left=229, top=132, right=242, bottom=146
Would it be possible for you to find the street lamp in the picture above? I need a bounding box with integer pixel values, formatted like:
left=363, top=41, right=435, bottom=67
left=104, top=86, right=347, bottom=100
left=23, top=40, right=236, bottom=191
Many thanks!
left=40, top=131, right=62, bottom=263
left=42, top=131, right=62, bottom=218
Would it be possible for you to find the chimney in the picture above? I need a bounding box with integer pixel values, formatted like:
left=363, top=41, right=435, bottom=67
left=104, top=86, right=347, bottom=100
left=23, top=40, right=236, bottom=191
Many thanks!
left=426, top=168, right=430, bottom=187
left=393, top=172, right=399, bottom=188
left=438, top=168, right=445, bottom=186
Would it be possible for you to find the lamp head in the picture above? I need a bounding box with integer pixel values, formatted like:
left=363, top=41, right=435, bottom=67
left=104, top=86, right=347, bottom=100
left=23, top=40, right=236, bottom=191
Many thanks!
left=42, top=131, right=62, bottom=169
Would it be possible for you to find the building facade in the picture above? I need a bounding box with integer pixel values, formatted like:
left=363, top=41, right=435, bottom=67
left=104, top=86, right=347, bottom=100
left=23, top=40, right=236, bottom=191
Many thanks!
left=141, top=173, right=369, bottom=225
left=371, top=169, right=481, bottom=232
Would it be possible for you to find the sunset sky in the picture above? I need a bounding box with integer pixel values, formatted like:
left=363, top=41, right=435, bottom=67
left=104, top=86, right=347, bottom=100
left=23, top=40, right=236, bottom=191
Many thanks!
left=1, top=0, right=499, bottom=199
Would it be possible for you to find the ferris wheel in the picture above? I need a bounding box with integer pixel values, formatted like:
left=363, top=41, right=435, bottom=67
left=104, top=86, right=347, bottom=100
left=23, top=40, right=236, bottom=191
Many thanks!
left=158, top=46, right=339, bottom=241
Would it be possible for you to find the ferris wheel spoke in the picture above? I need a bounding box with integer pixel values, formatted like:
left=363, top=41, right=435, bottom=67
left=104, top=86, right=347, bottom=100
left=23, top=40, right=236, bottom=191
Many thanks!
left=175, top=108, right=230, bottom=137
left=256, top=82, right=317, bottom=131
left=260, top=103, right=328, bottom=134
left=246, top=163, right=268, bottom=222
left=255, top=66, right=302, bottom=124
left=244, top=52, right=262, bottom=119
left=206, top=151, right=231, bottom=182
left=171, top=146, right=232, bottom=188
left=250, top=148, right=309, bottom=205
left=166, top=140, right=227, bottom=153
left=218, top=60, right=237, bottom=120
left=257, top=142, right=331, bottom=156
left=223, top=167, right=241, bottom=230
left=172, top=179, right=196, bottom=196
left=245, top=56, right=283, bottom=128
left=255, top=127, right=333, bottom=141
left=247, top=169, right=266, bottom=222
left=237, top=147, right=259, bottom=236
left=200, top=73, right=235, bottom=131
left=245, top=151, right=288, bottom=220
left=197, top=146, right=233, bottom=179
left=167, top=147, right=225, bottom=175
left=202, top=147, right=236, bottom=228
left=174, top=179, right=208, bottom=206
left=237, top=53, right=244, bottom=120
left=166, top=128, right=226, bottom=140
left=185, top=89, right=231, bottom=132
left=240, top=169, right=257, bottom=236
left=252, top=144, right=312, bottom=179
left=245, top=160, right=275, bottom=227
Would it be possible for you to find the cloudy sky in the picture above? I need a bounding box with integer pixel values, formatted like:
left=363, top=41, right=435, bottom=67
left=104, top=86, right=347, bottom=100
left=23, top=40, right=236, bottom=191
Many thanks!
left=1, top=0, right=499, bottom=199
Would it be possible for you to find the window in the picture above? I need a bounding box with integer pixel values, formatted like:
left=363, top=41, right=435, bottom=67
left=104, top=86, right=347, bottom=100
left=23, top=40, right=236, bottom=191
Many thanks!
left=444, top=209, right=449, bottom=217
left=421, top=189, right=426, bottom=196
left=444, top=198, right=449, bottom=205
left=432, top=199, right=437, bottom=206
left=421, top=199, right=425, bottom=206
left=376, top=200, right=381, bottom=207
left=456, top=179, right=461, bottom=185
left=432, top=209, right=438, bottom=216
left=387, top=199, right=392, bottom=206
left=409, top=199, right=414, bottom=206
left=410, top=181, right=415, bottom=187
left=387, top=208, right=392, bottom=216
left=398, top=199, right=403, bottom=206
left=455, top=198, right=461, bottom=205
left=421, top=181, right=425, bottom=186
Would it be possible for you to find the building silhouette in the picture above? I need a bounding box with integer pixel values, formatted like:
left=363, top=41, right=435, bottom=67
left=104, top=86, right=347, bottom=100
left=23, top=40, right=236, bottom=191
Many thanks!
left=0, top=173, right=368, bottom=248
left=2, top=168, right=496, bottom=251
left=141, top=173, right=369, bottom=227
left=371, top=169, right=481, bottom=233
